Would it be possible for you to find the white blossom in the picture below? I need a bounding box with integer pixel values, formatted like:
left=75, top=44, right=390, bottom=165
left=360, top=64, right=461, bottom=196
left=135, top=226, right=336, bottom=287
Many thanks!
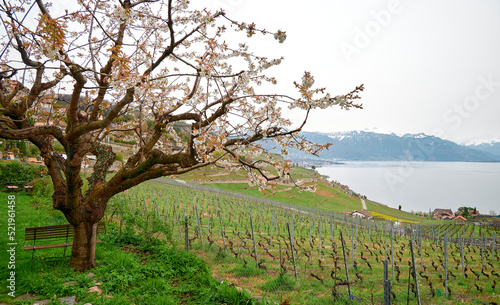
left=302, top=72, right=314, bottom=89
left=273, top=30, right=286, bottom=43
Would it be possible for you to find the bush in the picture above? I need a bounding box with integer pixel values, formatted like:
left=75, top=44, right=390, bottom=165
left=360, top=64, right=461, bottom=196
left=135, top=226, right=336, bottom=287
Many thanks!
left=108, top=197, right=173, bottom=245
left=0, top=161, right=44, bottom=183
left=29, top=145, right=40, bottom=157
left=31, top=177, right=53, bottom=198
left=30, top=177, right=53, bottom=209
left=115, top=153, right=124, bottom=163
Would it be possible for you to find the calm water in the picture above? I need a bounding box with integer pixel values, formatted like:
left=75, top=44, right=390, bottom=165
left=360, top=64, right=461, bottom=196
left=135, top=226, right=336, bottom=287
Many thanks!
left=316, top=161, right=500, bottom=214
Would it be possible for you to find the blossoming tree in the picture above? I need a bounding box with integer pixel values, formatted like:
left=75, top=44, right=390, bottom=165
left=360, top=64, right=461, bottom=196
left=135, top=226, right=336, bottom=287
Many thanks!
left=0, top=0, right=363, bottom=271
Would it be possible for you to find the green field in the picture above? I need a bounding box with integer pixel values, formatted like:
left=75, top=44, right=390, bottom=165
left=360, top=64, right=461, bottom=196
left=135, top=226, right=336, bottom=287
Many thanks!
left=104, top=180, right=500, bottom=304
left=1, top=176, right=498, bottom=304
left=0, top=192, right=255, bottom=304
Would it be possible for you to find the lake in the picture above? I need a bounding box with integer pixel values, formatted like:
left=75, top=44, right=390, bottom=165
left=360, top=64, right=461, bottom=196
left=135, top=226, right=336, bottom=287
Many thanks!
left=315, top=161, right=500, bottom=215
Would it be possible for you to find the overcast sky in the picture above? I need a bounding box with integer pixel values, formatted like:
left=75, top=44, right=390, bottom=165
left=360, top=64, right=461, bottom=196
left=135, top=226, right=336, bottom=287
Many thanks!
left=202, top=0, right=500, bottom=144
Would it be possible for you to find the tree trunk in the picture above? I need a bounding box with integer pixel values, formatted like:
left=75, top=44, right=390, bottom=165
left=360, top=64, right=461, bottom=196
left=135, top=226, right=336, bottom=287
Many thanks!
left=69, top=222, right=98, bottom=271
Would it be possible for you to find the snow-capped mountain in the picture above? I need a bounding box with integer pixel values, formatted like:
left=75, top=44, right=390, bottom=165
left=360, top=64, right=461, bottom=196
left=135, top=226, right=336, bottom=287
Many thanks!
left=263, top=131, right=500, bottom=162
left=467, top=141, right=500, bottom=158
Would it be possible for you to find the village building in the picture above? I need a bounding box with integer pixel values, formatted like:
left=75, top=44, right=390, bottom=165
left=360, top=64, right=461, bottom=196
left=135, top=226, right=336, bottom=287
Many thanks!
left=453, top=216, right=467, bottom=225
left=351, top=209, right=372, bottom=219
left=469, top=210, right=481, bottom=217
left=432, top=208, right=453, bottom=219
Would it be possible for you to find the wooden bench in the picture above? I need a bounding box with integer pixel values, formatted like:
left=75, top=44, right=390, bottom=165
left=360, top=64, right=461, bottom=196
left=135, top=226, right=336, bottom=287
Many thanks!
left=4, top=180, right=30, bottom=193
left=24, top=223, right=106, bottom=259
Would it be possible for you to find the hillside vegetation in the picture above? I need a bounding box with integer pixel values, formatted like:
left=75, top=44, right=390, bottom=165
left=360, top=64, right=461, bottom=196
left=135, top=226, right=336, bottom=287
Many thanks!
left=176, top=163, right=423, bottom=223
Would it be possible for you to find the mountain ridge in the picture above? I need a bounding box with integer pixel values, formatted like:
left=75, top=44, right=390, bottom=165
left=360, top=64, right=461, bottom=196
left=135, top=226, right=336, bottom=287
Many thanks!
left=263, top=130, right=500, bottom=162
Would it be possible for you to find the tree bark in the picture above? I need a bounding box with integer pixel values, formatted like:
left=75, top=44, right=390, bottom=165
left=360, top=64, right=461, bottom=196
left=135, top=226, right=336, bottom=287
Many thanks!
left=69, top=222, right=98, bottom=271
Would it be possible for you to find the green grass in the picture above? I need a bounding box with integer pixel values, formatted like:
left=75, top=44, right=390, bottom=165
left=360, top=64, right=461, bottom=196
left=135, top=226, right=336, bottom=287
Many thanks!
left=289, top=166, right=324, bottom=179
left=121, top=180, right=500, bottom=305
left=205, top=181, right=424, bottom=223
left=174, top=158, right=427, bottom=223
left=205, top=182, right=358, bottom=212
left=4, top=180, right=498, bottom=305
left=260, top=274, right=298, bottom=292
left=0, top=192, right=255, bottom=305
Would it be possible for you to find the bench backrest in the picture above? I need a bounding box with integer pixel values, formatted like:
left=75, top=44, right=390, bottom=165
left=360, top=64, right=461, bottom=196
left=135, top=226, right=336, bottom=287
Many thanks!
left=25, top=223, right=106, bottom=241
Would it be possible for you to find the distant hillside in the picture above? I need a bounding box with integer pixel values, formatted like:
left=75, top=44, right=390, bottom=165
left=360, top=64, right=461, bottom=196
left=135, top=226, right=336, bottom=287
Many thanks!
left=468, top=141, right=500, bottom=158
left=262, top=131, right=500, bottom=162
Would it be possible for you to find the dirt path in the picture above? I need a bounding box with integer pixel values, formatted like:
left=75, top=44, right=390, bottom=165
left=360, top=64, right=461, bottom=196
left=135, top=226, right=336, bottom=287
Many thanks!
left=315, top=192, right=339, bottom=208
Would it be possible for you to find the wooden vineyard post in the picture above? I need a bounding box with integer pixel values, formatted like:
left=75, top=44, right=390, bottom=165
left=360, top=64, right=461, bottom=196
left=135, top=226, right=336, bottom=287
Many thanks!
left=173, top=204, right=181, bottom=236
left=250, top=216, right=258, bottom=266
left=218, top=210, right=226, bottom=248
left=390, top=226, right=395, bottom=280
left=444, top=234, right=448, bottom=297
left=206, top=202, right=210, bottom=234
left=185, top=215, right=189, bottom=252
left=330, top=218, right=333, bottom=241
left=383, top=259, right=391, bottom=305
left=437, top=226, right=440, bottom=248
left=309, top=214, right=312, bottom=243
left=259, top=207, right=263, bottom=231
left=384, top=224, right=388, bottom=259
left=318, top=217, right=322, bottom=260
left=339, top=229, right=352, bottom=297
left=369, top=221, right=372, bottom=243
left=270, top=208, right=275, bottom=245
left=155, top=199, right=161, bottom=219
left=419, top=229, right=423, bottom=270
left=492, top=233, right=497, bottom=261
left=287, top=222, right=298, bottom=279
left=460, top=232, right=465, bottom=278
left=351, top=225, right=355, bottom=268
left=164, top=198, right=169, bottom=223
left=480, top=233, right=484, bottom=270
left=196, top=204, right=203, bottom=246
left=409, top=240, right=421, bottom=305
left=354, top=222, right=358, bottom=266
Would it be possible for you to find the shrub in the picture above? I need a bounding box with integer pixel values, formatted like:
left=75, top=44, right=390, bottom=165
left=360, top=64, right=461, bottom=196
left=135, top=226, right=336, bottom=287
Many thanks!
left=109, top=197, right=173, bottom=245
left=115, top=153, right=124, bottom=163
left=31, top=177, right=54, bottom=198
left=0, top=161, right=44, bottom=183
left=29, top=145, right=40, bottom=157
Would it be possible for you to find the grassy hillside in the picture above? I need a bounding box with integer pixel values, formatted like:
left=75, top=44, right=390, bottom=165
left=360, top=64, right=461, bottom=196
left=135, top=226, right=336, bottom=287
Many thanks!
left=2, top=179, right=497, bottom=305
left=176, top=163, right=423, bottom=223
left=0, top=192, right=254, bottom=305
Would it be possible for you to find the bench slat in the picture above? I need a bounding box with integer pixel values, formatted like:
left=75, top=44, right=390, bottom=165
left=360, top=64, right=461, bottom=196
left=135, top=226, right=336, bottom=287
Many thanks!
left=24, top=223, right=106, bottom=251
left=24, top=239, right=102, bottom=251
left=25, top=223, right=105, bottom=240
left=25, top=223, right=105, bottom=231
